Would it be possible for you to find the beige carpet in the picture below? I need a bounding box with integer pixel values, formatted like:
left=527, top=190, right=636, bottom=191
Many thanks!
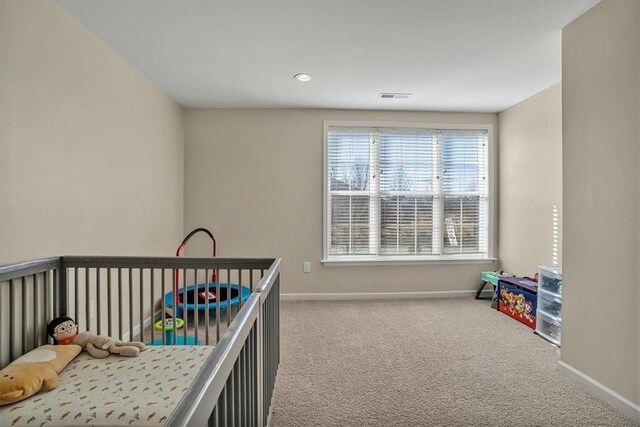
left=269, top=298, right=638, bottom=427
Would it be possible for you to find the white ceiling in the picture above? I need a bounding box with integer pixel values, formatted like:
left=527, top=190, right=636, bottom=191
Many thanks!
left=56, top=0, right=598, bottom=112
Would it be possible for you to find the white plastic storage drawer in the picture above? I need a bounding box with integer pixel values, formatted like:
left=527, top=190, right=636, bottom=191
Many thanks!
left=537, top=265, right=562, bottom=346
left=537, top=289, right=562, bottom=317
left=539, top=266, right=562, bottom=295
left=536, top=310, right=561, bottom=345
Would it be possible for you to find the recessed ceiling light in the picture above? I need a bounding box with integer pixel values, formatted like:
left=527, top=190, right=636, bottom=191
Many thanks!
left=294, top=73, right=311, bottom=82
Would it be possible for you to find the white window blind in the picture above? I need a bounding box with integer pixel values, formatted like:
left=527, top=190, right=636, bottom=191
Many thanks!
left=441, top=130, right=489, bottom=255
left=326, top=125, right=490, bottom=260
left=328, top=128, right=374, bottom=255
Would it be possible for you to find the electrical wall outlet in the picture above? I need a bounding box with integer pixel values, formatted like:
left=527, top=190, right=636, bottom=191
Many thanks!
left=303, top=262, right=311, bottom=273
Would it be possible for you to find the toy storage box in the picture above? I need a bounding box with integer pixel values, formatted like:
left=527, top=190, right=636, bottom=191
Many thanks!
left=497, top=277, right=538, bottom=329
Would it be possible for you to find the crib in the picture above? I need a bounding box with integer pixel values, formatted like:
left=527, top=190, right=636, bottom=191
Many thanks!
left=0, top=255, right=281, bottom=427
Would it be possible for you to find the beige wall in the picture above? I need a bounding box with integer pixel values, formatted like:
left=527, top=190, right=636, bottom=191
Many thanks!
left=0, top=0, right=185, bottom=263
left=184, top=109, right=497, bottom=295
left=498, top=84, right=562, bottom=275
left=562, top=0, right=639, bottom=405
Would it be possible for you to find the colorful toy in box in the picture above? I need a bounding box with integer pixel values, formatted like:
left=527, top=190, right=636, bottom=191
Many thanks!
left=497, top=277, right=538, bottom=329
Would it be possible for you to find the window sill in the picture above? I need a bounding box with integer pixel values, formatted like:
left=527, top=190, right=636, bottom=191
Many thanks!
left=321, top=257, right=497, bottom=267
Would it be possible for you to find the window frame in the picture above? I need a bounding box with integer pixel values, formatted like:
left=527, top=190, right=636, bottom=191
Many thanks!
left=322, top=120, right=497, bottom=266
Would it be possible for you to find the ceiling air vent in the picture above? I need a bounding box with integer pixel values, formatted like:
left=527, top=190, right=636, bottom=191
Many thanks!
left=379, top=93, right=412, bottom=99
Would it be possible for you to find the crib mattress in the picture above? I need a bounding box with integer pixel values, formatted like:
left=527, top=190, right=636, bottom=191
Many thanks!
left=0, top=345, right=214, bottom=426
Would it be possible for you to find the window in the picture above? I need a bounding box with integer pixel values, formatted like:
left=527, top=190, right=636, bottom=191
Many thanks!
left=323, top=122, right=493, bottom=263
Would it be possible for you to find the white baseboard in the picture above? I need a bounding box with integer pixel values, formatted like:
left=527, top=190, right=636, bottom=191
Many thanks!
left=281, top=289, right=493, bottom=301
left=557, top=360, right=640, bottom=422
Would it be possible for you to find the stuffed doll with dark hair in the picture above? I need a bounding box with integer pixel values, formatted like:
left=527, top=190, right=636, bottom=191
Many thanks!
left=47, top=317, right=146, bottom=358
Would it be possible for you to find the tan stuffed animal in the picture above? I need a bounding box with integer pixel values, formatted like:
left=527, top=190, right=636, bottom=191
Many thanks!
left=0, top=344, right=81, bottom=406
left=47, top=317, right=146, bottom=358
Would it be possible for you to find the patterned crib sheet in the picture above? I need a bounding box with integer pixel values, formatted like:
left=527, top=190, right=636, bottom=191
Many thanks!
left=0, top=345, right=214, bottom=426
